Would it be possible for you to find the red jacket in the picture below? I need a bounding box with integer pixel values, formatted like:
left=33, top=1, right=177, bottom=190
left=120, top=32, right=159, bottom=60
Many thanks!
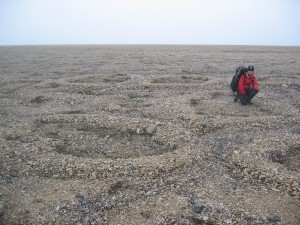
left=238, top=74, right=259, bottom=94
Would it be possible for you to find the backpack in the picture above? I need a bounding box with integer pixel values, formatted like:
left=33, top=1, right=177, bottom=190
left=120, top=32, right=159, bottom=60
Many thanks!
left=230, top=66, right=248, bottom=92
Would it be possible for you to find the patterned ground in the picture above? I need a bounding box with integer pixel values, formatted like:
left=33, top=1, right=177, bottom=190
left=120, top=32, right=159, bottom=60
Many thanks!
left=0, top=45, right=299, bottom=224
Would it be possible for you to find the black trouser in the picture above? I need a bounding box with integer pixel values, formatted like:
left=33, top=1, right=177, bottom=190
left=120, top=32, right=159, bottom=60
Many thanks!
left=237, top=88, right=259, bottom=105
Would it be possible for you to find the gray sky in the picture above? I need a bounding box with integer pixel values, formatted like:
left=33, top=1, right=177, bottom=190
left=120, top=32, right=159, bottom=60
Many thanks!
left=1, top=0, right=299, bottom=46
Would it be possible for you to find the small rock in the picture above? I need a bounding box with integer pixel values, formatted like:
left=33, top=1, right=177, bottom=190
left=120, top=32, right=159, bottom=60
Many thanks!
left=189, top=216, right=205, bottom=225
left=267, top=215, right=281, bottom=222
left=61, top=159, right=67, bottom=167
left=288, top=179, right=294, bottom=185
left=26, top=161, right=34, bottom=165
left=108, top=181, right=123, bottom=194
left=271, top=188, right=280, bottom=192
left=146, top=125, right=156, bottom=134
left=0, top=207, right=4, bottom=218
left=224, top=219, right=232, bottom=224
left=31, top=96, right=48, bottom=103
left=292, top=181, right=298, bottom=187
left=90, top=172, right=97, bottom=180
left=193, top=203, right=205, bottom=213
left=146, top=191, right=153, bottom=196
left=140, top=210, right=151, bottom=219
left=291, top=191, right=297, bottom=196
left=203, top=216, right=209, bottom=221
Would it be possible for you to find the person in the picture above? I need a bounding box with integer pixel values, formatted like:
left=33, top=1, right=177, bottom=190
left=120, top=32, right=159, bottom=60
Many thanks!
left=236, top=65, right=259, bottom=105
left=233, top=66, right=248, bottom=102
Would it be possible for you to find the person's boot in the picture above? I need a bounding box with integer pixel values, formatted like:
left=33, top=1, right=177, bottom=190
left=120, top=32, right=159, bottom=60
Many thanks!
left=234, top=93, right=238, bottom=102
left=234, top=96, right=238, bottom=102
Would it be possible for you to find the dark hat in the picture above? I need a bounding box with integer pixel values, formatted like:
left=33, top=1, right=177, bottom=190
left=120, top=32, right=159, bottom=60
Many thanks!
left=248, top=65, right=254, bottom=71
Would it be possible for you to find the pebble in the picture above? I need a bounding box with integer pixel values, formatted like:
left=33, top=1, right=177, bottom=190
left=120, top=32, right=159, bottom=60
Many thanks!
left=288, top=179, right=294, bottom=185
left=267, top=215, right=281, bottom=223
left=26, top=161, right=34, bottom=165
left=271, top=188, right=280, bottom=192
left=90, top=172, right=97, bottom=180
left=224, top=219, right=232, bottom=224
left=145, top=191, right=153, bottom=196
left=193, top=203, right=205, bottom=213
left=68, top=169, right=73, bottom=176
left=146, top=125, right=156, bottom=134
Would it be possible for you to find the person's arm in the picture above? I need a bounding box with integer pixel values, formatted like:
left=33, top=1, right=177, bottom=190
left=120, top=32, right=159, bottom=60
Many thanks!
left=238, top=75, right=246, bottom=94
left=253, top=76, right=259, bottom=90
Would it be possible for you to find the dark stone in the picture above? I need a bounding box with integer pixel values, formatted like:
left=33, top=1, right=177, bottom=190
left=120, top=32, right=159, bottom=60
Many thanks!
left=31, top=96, right=48, bottom=103
left=189, top=216, right=205, bottom=225
left=108, top=181, right=123, bottom=194
left=206, top=220, right=215, bottom=225
left=267, top=215, right=281, bottom=222
left=193, top=203, right=205, bottom=213
left=140, top=210, right=151, bottom=219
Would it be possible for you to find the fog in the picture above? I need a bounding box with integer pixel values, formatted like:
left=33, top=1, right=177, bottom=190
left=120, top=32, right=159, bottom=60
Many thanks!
left=1, top=0, right=299, bottom=45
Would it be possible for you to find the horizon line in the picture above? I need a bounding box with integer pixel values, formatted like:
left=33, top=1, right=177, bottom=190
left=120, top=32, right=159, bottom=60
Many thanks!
left=1, top=43, right=300, bottom=47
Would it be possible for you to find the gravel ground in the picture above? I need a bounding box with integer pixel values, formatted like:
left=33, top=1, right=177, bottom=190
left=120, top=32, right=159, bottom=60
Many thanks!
left=0, top=45, right=299, bottom=225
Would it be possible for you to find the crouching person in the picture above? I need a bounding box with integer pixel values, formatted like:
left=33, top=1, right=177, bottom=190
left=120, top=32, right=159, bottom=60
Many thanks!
left=237, top=65, right=259, bottom=105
